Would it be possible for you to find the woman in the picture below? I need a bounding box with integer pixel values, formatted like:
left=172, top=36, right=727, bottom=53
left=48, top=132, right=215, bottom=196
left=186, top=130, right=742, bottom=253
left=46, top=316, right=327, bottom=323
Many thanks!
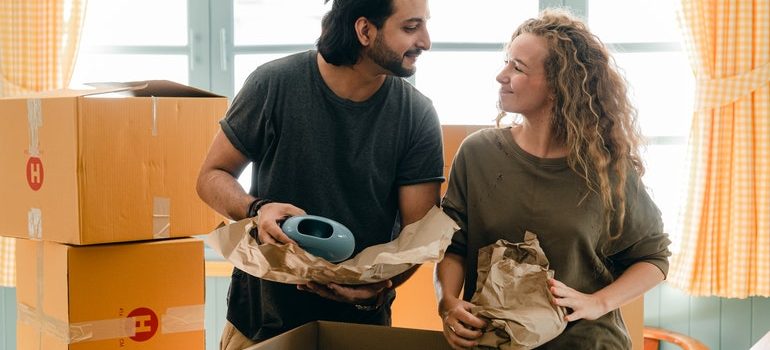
left=435, top=9, right=671, bottom=349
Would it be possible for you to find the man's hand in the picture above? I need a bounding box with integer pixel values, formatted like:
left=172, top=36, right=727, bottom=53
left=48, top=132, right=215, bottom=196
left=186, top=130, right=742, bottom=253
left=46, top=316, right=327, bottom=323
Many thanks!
left=297, top=280, right=393, bottom=305
left=254, top=202, right=305, bottom=245
left=439, top=296, right=486, bottom=350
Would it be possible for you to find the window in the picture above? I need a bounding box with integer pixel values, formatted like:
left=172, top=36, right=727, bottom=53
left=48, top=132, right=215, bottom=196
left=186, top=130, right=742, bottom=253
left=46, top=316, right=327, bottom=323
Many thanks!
left=587, top=0, right=693, bottom=246
left=70, top=0, right=191, bottom=86
left=71, top=0, right=693, bottom=244
left=226, top=0, right=540, bottom=124
left=417, top=0, right=539, bottom=125
left=230, top=0, right=328, bottom=95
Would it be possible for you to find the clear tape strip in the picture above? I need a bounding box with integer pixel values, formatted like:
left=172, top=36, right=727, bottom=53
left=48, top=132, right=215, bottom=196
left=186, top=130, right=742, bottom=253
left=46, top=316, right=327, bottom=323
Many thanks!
left=28, top=208, right=42, bottom=239
left=27, top=98, right=42, bottom=156
left=162, top=305, right=205, bottom=334
left=69, top=317, right=137, bottom=342
left=19, top=302, right=204, bottom=343
left=17, top=303, right=71, bottom=341
left=35, top=242, right=44, bottom=348
left=19, top=302, right=137, bottom=343
left=153, top=197, right=171, bottom=239
left=151, top=96, right=158, bottom=136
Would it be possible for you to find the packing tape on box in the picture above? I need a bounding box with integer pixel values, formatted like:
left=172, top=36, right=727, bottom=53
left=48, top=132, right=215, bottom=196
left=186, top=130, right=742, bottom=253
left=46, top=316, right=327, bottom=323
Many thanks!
left=69, top=317, right=137, bottom=342
left=18, top=302, right=136, bottom=343
left=28, top=208, right=42, bottom=239
left=153, top=197, right=171, bottom=238
left=35, top=241, right=44, bottom=347
left=18, top=303, right=73, bottom=343
left=162, top=305, right=205, bottom=334
left=19, top=301, right=205, bottom=343
left=151, top=96, right=158, bottom=136
left=27, top=99, right=43, bottom=240
left=27, top=98, right=42, bottom=156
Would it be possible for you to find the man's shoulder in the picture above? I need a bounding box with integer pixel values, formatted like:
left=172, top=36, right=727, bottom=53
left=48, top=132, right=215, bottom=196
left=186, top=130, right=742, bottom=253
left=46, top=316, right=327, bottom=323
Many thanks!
left=238, top=51, right=314, bottom=94
left=254, top=50, right=314, bottom=79
left=387, top=77, right=433, bottom=108
left=389, top=80, right=439, bottom=126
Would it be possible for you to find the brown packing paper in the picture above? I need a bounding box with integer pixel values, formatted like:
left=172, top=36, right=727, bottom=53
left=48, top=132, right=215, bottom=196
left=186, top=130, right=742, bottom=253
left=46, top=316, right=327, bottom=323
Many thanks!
left=470, top=232, right=567, bottom=350
left=204, top=206, right=459, bottom=285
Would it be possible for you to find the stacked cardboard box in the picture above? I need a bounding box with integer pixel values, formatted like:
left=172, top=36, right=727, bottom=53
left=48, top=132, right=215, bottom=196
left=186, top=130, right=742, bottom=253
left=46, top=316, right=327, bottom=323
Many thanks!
left=15, top=238, right=206, bottom=350
left=0, top=80, right=227, bottom=349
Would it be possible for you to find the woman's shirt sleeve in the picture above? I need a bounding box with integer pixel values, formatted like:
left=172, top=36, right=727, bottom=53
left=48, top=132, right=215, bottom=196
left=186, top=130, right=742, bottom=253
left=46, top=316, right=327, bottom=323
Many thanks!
left=605, top=172, right=672, bottom=278
left=442, top=139, right=471, bottom=257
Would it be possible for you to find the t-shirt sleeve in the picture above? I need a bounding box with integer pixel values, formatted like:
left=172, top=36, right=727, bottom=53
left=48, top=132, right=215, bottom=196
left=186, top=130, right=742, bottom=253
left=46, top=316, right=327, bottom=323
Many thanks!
left=605, top=173, right=672, bottom=278
left=219, top=69, right=274, bottom=161
left=442, top=142, right=469, bottom=257
left=396, top=104, right=445, bottom=185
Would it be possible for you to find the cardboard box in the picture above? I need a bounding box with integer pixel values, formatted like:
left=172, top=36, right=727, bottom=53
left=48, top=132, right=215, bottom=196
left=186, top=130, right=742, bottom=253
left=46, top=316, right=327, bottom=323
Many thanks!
left=15, top=237, right=205, bottom=350
left=0, top=80, right=226, bottom=244
left=245, top=321, right=452, bottom=350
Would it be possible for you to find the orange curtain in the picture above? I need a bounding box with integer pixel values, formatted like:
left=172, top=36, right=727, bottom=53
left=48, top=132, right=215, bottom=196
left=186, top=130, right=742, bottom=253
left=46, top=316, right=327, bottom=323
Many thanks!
left=0, top=0, right=87, bottom=287
left=670, top=0, right=770, bottom=298
left=0, top=0, right=86, bottom=95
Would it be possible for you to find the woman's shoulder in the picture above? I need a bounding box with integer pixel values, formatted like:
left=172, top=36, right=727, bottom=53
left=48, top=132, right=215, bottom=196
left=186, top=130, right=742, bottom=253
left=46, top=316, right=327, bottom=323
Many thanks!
left=455, top=127, right=507, bottom=153
left=463, top=127, right=504, bottom=145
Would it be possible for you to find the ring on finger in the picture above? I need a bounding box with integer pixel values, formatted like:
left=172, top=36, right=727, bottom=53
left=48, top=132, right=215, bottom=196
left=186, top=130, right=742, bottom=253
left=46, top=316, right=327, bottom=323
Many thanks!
left=448, top=324, right=456, bottom=333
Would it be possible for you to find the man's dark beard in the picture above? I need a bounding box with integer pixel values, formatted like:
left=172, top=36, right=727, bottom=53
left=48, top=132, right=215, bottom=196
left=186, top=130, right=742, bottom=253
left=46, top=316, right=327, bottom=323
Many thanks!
left=367, top=35, right=419, bottom=77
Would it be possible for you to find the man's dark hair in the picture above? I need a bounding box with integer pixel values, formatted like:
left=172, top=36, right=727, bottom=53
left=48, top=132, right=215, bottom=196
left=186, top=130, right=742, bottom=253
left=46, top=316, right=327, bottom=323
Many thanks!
left=317, top=0, right=394, bottom=66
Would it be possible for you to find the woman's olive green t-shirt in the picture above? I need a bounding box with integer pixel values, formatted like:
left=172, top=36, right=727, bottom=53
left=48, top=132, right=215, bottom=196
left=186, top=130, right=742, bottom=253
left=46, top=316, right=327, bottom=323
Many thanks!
left=443, top=127, right=671, bottom=349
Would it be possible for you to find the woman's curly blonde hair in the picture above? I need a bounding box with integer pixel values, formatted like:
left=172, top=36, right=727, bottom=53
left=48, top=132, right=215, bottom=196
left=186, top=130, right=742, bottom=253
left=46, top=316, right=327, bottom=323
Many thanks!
left=497, top=8, right=645, bottom=239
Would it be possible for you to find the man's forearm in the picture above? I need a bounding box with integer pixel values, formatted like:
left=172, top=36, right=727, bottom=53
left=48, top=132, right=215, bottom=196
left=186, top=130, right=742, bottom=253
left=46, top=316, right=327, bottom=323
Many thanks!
left=197, top=168, right=254, bottom=220
left=388, top=181, right=441, bottom=289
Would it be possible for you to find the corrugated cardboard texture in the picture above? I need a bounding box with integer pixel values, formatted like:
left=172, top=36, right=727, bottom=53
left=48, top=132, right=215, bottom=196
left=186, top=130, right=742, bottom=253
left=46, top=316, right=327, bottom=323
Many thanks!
left=0, top=81, right=226, bottom=244
left=247, top=321, right=452, bottom=350
left=16, top=237, right=205, bottom=350
left=0, top=98, right=81, bottom=241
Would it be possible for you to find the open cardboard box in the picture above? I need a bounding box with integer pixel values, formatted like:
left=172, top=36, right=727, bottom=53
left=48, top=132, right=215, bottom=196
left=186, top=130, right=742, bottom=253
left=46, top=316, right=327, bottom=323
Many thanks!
left=245, top=321, right=451, bottom=350
left=0, top=80, right=226, bottom=244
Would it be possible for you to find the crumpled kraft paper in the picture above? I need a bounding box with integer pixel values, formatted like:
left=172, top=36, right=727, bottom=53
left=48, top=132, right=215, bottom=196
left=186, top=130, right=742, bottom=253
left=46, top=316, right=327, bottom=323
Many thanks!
left=470, top=232, right=567, bottom=349
left=204, top=206, right=458, bottom=285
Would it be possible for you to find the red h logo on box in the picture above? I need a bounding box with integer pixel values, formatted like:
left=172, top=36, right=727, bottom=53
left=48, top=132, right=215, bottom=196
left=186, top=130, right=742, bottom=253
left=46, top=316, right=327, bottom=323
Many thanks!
left=128, top=307, right=158, bottom=342
left=26, top=157, right=44, bottom=191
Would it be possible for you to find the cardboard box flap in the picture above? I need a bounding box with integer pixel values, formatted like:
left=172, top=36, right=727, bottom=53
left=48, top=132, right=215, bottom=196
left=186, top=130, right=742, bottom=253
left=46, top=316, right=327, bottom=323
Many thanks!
left=0, top=80, right=221, bottom=100
left=246, top=321, right=452, bottom=350
left=0, top=85, right=132, bottom=99
left=85, top=80, right=223, bottom=98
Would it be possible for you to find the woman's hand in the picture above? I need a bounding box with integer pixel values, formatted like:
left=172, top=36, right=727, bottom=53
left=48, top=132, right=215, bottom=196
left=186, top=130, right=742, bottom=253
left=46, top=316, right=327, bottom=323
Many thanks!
left=439, top=296, right=487, bottom=350
left=548, top=278, right=609, bottom=321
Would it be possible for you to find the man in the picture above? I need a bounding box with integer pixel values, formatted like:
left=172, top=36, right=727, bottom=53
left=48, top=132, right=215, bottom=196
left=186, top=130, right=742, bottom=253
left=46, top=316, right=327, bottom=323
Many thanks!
left=196, top=0, right=443, bottom=348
